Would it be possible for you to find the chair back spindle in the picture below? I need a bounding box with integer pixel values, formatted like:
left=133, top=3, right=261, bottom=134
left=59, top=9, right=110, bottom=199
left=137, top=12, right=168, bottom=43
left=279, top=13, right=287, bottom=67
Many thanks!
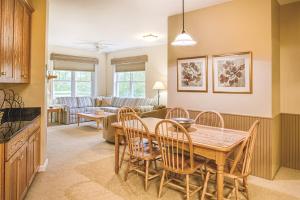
left=166, top=107, right=189, bottom=119
left=117, top=106, right=136, bottom=122
left=194, top=111, right=224, bottom=128
left=229, top=120, right=260, bottom=176
left=121, top=113, right=152, bottom=159
left=155, top=120, right=194, bottom=173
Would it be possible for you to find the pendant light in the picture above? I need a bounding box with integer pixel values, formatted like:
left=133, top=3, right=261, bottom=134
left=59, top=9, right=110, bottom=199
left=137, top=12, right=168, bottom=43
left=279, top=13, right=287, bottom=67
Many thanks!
left=171, top=0, right=197, bottom=46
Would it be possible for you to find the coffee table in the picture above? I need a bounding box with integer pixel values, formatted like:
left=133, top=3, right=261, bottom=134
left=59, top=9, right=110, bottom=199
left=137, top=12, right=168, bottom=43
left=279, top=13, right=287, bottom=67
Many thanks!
left=77, top=112, right=114, bottom=129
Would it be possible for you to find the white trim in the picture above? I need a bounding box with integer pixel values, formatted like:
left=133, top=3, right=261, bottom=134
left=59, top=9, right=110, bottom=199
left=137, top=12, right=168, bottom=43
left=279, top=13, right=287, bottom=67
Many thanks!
left=38, top=158, right=49, bottom=172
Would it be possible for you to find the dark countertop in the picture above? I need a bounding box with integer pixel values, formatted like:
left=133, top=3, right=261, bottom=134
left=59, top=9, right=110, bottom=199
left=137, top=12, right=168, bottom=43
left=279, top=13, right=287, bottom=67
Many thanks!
left=0, top=107, right=41, bottom=143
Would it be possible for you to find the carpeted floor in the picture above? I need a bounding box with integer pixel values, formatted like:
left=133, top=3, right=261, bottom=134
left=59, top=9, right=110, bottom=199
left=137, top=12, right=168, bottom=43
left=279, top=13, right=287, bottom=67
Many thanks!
left=25, top=123, right=300, bottom=200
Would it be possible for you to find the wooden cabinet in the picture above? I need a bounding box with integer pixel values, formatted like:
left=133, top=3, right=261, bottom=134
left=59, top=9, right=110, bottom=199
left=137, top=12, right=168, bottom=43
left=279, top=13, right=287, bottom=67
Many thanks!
left=5, top=143, right=28, bottom=200
left=2, top=117, right=41, bottom=200
left=27, top=129, right=40, bottom=185
left=0, top=0, right=33, bottom=83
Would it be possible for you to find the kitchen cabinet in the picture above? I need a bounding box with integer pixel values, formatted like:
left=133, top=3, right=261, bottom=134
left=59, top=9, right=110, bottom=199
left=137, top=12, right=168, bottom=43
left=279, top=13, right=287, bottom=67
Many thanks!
left=0, top=0, right=33, bottom=83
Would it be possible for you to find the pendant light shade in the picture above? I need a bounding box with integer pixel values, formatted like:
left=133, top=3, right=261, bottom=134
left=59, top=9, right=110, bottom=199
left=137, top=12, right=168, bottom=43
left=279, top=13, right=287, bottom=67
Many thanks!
left=172, top=0, right=197, bottom=46
left=171, top=31, right=197, bottom=46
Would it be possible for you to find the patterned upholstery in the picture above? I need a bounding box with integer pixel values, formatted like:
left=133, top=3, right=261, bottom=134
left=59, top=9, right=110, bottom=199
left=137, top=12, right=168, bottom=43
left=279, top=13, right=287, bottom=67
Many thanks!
left=56, top=96, right=157, bottom=124
left=99, top=107, right=119, bottom=113
left=56, top=97, right=78, bottom=108
left=77, top=97, right=93, bottom=107
left=69, top=108, right=85, bottom=115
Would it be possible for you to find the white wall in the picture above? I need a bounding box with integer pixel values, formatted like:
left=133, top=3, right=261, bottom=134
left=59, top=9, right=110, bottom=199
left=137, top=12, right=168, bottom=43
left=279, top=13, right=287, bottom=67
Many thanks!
left=106, top=45, right=168, bottom=105
left=47, top=45, right=107, bottom=101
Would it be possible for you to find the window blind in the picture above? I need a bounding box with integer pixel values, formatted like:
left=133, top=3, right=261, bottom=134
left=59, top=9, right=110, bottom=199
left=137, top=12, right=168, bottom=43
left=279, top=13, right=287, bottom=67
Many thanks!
left=115, top=62, right=145, bottom=72
left=50, top=53, right=98, bottom=72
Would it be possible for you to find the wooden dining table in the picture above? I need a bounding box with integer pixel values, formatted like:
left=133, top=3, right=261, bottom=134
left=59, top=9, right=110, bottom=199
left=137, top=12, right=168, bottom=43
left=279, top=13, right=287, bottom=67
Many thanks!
left=111, top=117, right=248, bottom=200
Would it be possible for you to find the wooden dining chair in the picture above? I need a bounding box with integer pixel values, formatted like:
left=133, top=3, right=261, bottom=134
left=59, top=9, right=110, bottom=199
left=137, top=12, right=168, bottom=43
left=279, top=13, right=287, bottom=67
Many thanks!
left=194, top=111, right=224, bottom=128
left=200, top=120, right=260, bottom=200
left=121, top=113, right=160, bottom=191
left=117, top=107, right=137, bottom=169
left=155, top=119, right=204, bottom=200
left=166, top=107, right=190, bottom=119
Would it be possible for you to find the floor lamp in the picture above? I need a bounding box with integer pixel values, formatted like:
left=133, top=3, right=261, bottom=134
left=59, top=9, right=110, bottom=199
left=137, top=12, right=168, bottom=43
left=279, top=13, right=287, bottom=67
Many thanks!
left=152, top=81, right=165, bottom=105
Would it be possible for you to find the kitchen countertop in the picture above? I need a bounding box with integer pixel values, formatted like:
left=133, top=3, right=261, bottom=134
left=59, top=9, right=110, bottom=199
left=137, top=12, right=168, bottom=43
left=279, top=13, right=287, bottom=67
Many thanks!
left=0, top=107, right=41, bottom=143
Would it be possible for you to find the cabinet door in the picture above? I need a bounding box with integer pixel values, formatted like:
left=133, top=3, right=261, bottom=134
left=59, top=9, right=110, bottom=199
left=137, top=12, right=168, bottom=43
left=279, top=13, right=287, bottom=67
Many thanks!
left=5, top=151, right=19, bottom=200
left=13, top=0, right=24, bottom=82
left=27, top=133, right=35, bottom=185
left=0, top=0, right=15, bottom=82
left=22, top=5, right=31, bottom=82
left=5, top=143, right=28, bottom=200
left=18, top=144, right=28, bottom=200
left=34, top=130, right=40, bottom=172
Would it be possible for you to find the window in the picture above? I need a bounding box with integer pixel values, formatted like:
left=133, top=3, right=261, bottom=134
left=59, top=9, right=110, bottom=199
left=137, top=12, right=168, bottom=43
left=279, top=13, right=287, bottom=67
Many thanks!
left=115, top=71, right=145, bottom=98
left=53, top=70, right=94, bottom=98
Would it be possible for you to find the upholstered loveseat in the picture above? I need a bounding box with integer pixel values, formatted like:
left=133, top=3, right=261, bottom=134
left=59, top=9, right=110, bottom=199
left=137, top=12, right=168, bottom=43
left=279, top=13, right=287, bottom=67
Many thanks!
left=56, top=96, right=159, bottom=125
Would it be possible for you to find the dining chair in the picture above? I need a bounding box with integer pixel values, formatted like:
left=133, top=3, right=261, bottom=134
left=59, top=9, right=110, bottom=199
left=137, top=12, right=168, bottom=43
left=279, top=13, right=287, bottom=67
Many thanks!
left=155, top=119, right=204, bottom=200
left=194, top=111, right=224, bottom=128
left=200, top=120, right=260, bottom=200
left=121, top=113, right=160, bottom=191
left=117, top=107, right=137, bottom=169
left=165, top=107, right=190, bottom=119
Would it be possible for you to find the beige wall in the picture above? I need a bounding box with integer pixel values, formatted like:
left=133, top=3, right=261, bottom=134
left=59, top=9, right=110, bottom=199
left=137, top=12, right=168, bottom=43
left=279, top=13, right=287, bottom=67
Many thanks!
left=47, top=45, right=107, bottom=102
left=168, top=0, right=273, bottom=117
left=0, top=0, right=47, bottom=165
left=106, top=45, right=168, bottom=105
left=280, top=2, right=300, bottom=114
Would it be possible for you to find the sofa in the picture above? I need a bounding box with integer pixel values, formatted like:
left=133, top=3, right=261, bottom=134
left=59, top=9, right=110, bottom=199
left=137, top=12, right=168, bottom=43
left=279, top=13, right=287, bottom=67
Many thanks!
left=55, top=96, right=159, bottom=125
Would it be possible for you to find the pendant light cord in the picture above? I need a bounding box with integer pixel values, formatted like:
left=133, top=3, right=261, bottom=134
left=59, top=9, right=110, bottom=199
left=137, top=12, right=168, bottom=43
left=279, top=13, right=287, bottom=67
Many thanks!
left=182, top=0, right=185, bottom=33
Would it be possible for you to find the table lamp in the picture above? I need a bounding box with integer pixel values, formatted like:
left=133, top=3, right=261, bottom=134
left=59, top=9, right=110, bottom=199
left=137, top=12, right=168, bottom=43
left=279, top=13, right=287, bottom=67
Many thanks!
left=152, top=81, right=165, bottom=105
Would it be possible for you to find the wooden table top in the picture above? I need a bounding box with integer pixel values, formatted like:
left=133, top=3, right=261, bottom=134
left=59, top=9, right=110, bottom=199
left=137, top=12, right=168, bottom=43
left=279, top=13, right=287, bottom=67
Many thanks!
left=112, top=117, right=248, bottom=152
left=77, top=112, right=114, bottom=119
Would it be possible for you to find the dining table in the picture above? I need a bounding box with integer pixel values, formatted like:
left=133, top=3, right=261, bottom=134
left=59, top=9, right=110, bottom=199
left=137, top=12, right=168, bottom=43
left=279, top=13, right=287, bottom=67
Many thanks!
left=111, top=117, right=248, bottom=200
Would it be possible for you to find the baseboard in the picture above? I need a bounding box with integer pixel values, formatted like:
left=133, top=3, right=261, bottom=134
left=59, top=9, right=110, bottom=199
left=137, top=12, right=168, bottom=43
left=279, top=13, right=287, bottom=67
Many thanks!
left=38, top=158, right=48, bottom=172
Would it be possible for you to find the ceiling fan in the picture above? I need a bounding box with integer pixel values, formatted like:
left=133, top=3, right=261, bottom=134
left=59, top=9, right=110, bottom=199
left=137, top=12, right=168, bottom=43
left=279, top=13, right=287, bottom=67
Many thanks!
left=71, top=40, right=114, bottom=52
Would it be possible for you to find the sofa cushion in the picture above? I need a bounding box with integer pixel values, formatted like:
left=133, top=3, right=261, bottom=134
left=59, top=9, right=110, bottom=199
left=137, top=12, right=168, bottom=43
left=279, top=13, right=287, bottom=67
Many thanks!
left=69, top=107, right=85, bottom=115
left=95, top=97, right=103, bottom=106
left=124, top=98, right=137, bottom=107
left=135, top=106, right=154, bottom=113
left=135, top=98, right=156, bottom=106
left=85, top=107, right=102, bottom=114
left=100, top=107, right=119, bottom=113
left=102, top=97, right=113, bottom=106
left=77, top=97, right=93, bottom=107
left=56, top=97, right=78, bottom=108
left=111, top=97, right=127, bottom=107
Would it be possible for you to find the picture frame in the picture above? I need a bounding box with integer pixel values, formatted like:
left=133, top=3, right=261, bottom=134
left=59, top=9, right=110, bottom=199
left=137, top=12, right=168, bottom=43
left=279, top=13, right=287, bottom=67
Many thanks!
left=212, top=52, right=252, bottom=94
left=177, top=56, right=208, bottom=92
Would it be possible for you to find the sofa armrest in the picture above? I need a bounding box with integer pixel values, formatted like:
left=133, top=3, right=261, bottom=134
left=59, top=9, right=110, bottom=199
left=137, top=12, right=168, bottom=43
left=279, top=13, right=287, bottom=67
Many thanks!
left=140, top=108, right=167, bottom=119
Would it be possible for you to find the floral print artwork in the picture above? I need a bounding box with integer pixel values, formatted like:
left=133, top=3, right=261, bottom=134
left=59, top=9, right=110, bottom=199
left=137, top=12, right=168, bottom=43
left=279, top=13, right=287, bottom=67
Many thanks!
left=181, top=61, right=203, bottom=87
left=217, top=58, right=246, bottom=87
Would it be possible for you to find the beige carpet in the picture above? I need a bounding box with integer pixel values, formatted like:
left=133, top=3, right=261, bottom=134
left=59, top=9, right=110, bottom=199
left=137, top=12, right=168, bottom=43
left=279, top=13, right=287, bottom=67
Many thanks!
left=25, top=123, right=300, bottom=200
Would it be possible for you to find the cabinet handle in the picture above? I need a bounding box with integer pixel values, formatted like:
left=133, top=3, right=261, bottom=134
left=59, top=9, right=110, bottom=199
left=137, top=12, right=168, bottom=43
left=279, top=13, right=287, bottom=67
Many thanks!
left=21, top=74, right=27, bottom=78
left=0, top=72, right=6, bottom=76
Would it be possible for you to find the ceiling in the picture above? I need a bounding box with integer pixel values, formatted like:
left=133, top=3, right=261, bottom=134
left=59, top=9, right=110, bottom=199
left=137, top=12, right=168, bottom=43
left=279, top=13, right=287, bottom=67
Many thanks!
left=48, top=0, right=231, bottom=52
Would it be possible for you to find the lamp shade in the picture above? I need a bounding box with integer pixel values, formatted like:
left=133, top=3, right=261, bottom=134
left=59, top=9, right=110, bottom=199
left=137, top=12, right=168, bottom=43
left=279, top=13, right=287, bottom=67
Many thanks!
left=152, top=81, right=165, bottom=90
left=171, top=31, right=197, bottom=46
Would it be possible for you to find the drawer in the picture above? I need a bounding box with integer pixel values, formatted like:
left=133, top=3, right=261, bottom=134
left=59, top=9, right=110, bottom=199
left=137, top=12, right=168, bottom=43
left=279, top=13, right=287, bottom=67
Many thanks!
left=5, top=129, right=28, bottom=161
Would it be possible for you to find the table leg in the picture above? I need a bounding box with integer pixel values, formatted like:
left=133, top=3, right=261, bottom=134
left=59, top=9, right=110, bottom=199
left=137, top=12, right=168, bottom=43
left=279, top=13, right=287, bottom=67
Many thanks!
left=115, top=128, right=120, bottom=174
left=58, top=110, right=61, bottom=124
left=96, top=120, right=100, bottom=129
left=77, top=115, right=80, bottom=127
left=216, top=152, right=225, bottom=200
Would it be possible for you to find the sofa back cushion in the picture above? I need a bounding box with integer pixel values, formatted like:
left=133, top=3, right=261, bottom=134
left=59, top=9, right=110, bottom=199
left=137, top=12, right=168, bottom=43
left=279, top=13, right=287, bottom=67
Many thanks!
left=77, top=97, right=93, bottom=107
left=135, top=98, right=156, bottom=106
left=111, top=97, right=127, bottom=107
left=56, top=97, right=78, bottom=108
left=124, top=98, right=137, bottom=107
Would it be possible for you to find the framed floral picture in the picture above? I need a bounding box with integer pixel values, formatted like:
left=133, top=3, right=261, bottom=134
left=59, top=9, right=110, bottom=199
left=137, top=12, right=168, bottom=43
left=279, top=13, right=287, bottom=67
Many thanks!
left=177, top=56, right=208, bottom=92
left=212, top=52, right=252, bottom=94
